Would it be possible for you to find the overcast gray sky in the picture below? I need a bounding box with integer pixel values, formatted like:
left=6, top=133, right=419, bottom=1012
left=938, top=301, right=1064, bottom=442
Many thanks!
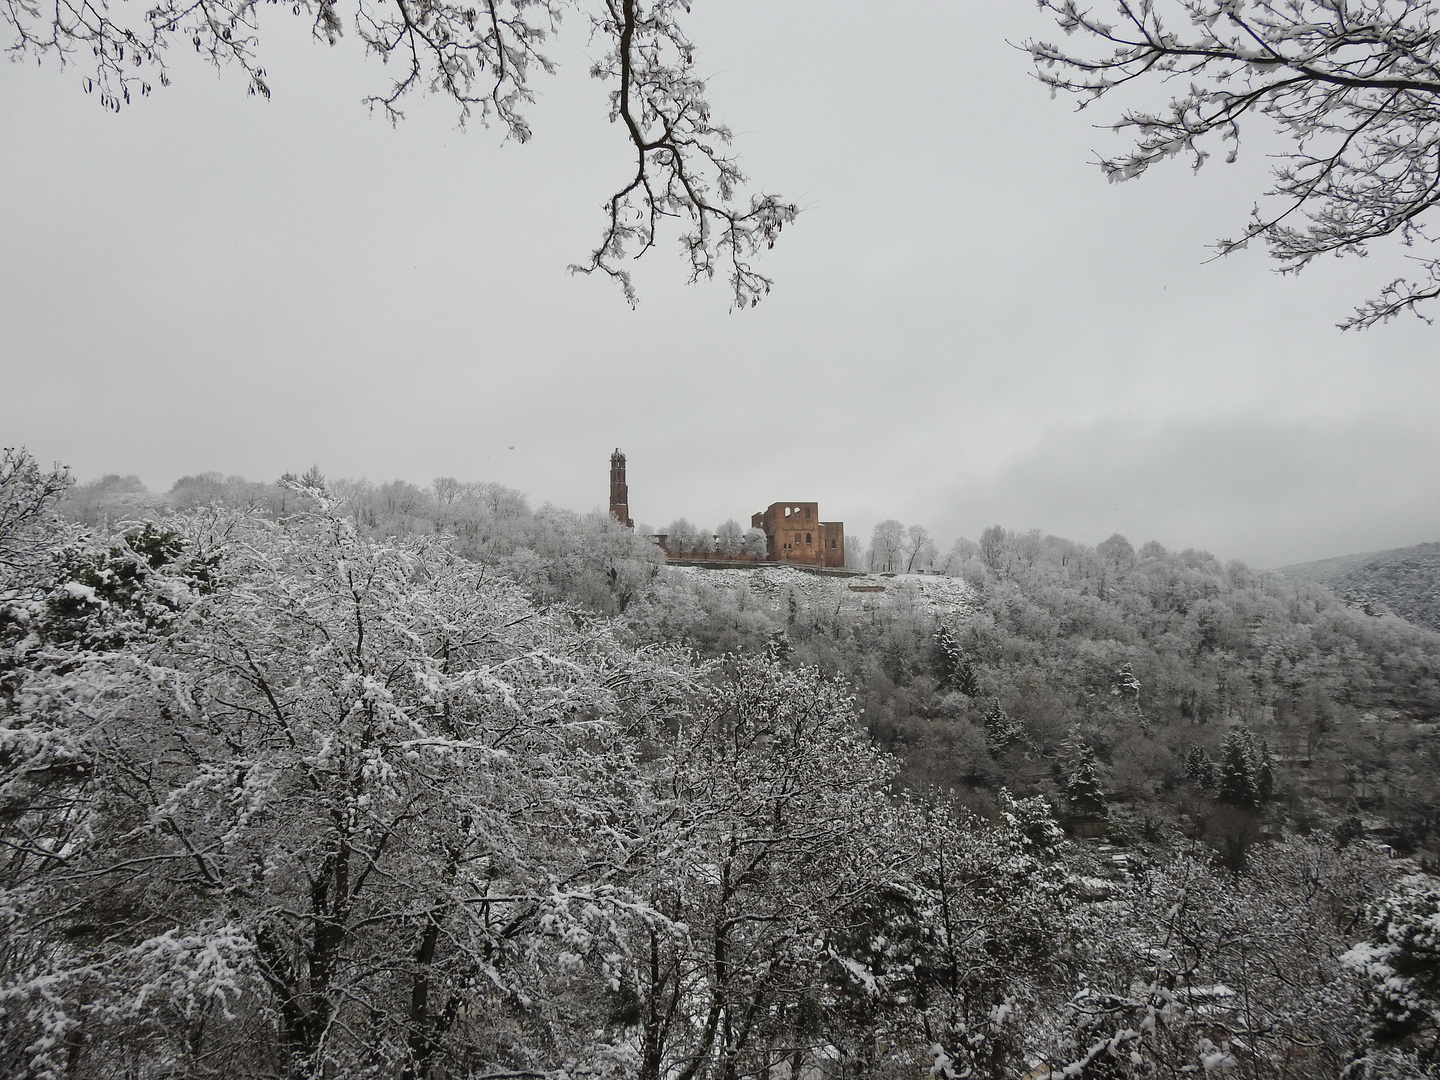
left=3, top=0, right=1438, bottom=568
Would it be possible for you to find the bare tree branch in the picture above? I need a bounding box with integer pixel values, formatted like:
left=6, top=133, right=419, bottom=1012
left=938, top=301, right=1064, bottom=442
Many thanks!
left=1028, top=0, right=1440, bottom=327
left=2, top=0, right=792, bottom=305
left=569, top=0, right=796, bottom=308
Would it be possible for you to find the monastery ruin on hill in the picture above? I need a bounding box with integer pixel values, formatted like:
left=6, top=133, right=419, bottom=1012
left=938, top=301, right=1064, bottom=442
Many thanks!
left=608, top=449, right=846, bottom=569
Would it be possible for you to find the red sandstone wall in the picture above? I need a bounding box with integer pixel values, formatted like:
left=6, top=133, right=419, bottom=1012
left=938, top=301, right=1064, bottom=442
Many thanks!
left=648, top=498, right=845, bottom=568
left=820, top=521, right=845, bottom=568
left=754, top=502, right=830, bottom=566
left=608, top=451, right=633, bottom=528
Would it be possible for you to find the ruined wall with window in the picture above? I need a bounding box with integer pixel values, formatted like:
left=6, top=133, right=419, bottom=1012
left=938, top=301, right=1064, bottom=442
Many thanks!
left=607, top=453, right=844, bottom=567
left=751, top=502, right=846, bottom=568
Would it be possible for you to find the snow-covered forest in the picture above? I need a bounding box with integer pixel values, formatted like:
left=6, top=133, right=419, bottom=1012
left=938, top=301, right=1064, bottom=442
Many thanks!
left=4, top=451, right=1439, bottom=1079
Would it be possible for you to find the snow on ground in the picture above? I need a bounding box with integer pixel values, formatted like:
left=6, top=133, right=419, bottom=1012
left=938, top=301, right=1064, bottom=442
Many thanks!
left=671, top=564, right=977, bottom=620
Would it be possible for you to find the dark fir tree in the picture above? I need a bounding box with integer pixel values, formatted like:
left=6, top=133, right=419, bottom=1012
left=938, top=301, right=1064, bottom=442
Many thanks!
left=1218, top=729, right=1262, bottom=810
left=933, top=624, right=979, bottom=696
left=1185, top=746, right=1216, bottom=790
left=1257, top=738, right=1275, bottom=803
left=985, top=705, right=1025, bottom=756
left=764, top=628, right=794, bottom=663
left=1065, top=743, right=1107, bottom=818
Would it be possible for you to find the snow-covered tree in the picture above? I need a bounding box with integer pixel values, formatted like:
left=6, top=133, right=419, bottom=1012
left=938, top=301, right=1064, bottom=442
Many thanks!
left=167, top=471, right=275, bottom=514
left=1065, top=742, right=1107, bottom=818
left=903, top=524, right=937, bottom=574
left=1185, top=744, right=1216, bottom=790
left=1061, top=839, right=1398, bottom=1077
left=1111, top=660, right=1141, bottom=705
left=933, top=623, right=980, bottom=696
left=1344, top=875, right=1440, bottom=1072
left=60, top=471, right=157, bottom=527
left=869, top=519, right=906, bottom=573
left=689, top=525, right=714, bottom=557
left=0, top=448, right=72, bottom=605
left=494, top=505, right=663, bottom=612
left=432, top=481, right=532, bottom=561
left=0, top=492, right=678, bottom=1079
left=1218, top=727, right=1264, bottom=809
left=984, top=703, right=1025, bottom=756
left=910, top=790, right=1076, bottom=1080
left=613, top=658, right=918, bottom=1079
left=978, top=524, right=1008, bottom=574
left=713, top=519, right=744, bottom=558
left=662, top=517, right=702, bottom=557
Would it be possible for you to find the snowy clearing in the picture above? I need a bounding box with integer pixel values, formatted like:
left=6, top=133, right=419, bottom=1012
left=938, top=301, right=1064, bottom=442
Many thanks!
left=671, top=565, right=977, bottom=620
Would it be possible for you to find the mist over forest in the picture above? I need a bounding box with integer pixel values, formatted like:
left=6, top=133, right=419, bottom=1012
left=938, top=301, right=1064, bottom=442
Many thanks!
left=2, top=452, right=1437, bottom=1079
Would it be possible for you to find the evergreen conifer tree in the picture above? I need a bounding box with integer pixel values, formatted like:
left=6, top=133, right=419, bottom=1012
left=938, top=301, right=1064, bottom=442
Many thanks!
left=1184, top=745, right=1210, bottom=786
left=1218, top=729, right=1261, bottom=810
left=1065, top=744, right=1107, bottom=818
left=998, top=788, right=1066, bottom=855
left=984, top=705, right=1024, bottom=756
left=1345, top=880, right=1440, bottom=1061
left=1257, top=738, right=1275, bottom=803
left=933, top=624, right=980, bottom=696
left=764, top=627, right=793, bottom=663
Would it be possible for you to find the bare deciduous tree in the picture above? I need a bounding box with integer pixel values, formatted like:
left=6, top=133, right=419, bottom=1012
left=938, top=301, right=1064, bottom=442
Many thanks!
left=1029, top=0, right=1440, bottom=328
left=869, top=519, right=906, bottom=573
left=4, top=0, right=793, bottom=307
left=903, top=523, right=936, bottom=573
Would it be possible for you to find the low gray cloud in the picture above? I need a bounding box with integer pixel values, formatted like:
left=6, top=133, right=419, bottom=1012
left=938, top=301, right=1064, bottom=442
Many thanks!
left=927, top=413, right=1440, bottom=567
left=3, top=1, right=1440, bottom=571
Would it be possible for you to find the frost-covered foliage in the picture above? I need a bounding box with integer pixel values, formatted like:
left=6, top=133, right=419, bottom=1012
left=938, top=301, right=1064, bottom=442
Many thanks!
left=1283, top=540, right=1440, bottom=634
left=660, top=517, right=705, bottom=557
left=4, top=450, right=1433, bottom=1078
left=0, top=448, right=72, bottom=605
left=611, top=662, right=1084, bottom=1080
left=2, top=0, right=793, bottom=307
left=1057, top=838, right=1399, bottom=1078
left=62, top=471, right=670, bottom=618
left=621, top=523, right=1440, bottom=845
left=1064, top=743, right=1106, bottom=818
left=0, top=453, right=1072, bottom=1080
left=1344, top=875, right=1440, bottom=1073
left=618, top=659, right=907, bottom=1078
left=324, top=477, right=669, bottom=617
left=906, top=790, right=1078, bottom=1079
left=2, top=477, right=681, bottom=1077
left=869, top=519, right=906, bottom=573
left=1215, top=726, right=1273, bottom=809
left=1029, top=0, right=1440, bottom=327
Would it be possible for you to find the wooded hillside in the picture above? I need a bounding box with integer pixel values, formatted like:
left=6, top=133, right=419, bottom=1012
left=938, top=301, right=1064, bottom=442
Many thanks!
left=1281, top=542, right=1440, bottom=635
left=5, top=455, right=1434, bottom=1078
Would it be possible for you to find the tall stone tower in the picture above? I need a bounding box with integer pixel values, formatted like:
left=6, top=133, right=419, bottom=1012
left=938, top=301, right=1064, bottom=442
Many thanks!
left=609, top=449, right=633, bottom=528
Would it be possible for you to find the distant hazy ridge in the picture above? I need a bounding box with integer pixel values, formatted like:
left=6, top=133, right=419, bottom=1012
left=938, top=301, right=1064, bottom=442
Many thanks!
left=1279, top=541, right=1440, bottom=633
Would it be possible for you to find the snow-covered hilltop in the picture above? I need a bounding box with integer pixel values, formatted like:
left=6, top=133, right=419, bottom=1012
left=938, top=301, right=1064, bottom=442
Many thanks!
left=672, top=564, right=977, bottom=619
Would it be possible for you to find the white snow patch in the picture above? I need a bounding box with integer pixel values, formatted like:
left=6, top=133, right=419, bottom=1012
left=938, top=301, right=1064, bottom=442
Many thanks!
left=61, top=581, right=100, bottom=604
left=673, top=565, right=976, bottom=619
